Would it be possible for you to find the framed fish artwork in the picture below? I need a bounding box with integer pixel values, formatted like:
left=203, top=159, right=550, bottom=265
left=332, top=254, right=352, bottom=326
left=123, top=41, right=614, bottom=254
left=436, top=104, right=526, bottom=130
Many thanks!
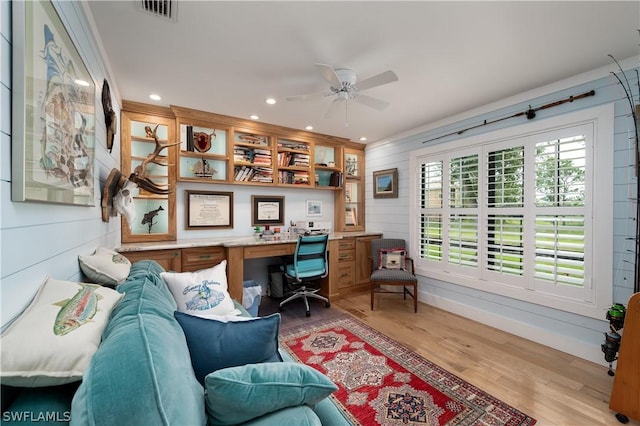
left=12, top=1, right=96, bottom=206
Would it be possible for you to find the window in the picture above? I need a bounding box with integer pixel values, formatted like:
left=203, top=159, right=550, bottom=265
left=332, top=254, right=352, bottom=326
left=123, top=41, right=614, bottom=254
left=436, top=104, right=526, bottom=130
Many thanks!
left=409, top=105, right=613, bottom=318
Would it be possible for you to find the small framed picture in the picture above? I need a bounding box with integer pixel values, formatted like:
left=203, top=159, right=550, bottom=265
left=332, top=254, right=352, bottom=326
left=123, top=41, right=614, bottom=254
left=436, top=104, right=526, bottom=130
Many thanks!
left=373, top=168, right=399, bottom=199
left=251, top=195, right=285, bottom=226
left=306, top=200, right=322, bottom=217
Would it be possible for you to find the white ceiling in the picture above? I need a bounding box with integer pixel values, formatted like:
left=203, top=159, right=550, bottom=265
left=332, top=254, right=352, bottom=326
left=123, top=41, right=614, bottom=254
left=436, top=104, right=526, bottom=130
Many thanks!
left=86, top=1, right=639, bottom=144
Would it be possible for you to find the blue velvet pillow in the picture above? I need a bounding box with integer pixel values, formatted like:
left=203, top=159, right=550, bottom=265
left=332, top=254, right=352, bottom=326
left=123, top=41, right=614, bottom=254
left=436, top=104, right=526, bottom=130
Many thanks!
left=174, top=312, right=283, bottom=385
left=205, top=362, right=337, bottom=425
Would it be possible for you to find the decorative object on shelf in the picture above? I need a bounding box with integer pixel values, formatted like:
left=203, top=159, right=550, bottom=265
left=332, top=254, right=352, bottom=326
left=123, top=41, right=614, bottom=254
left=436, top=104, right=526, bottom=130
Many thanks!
left=306, top=200, right=322, bottom=217
left=193, top=158, right=217, bottom=178
left=131, top=124, right=180, bottom=194
left=186, top=190, right=233, bottom=229
left=251, top=195, right=285, bottom=226
left=101, top=79, right=117, bottom=153
left=345, top=153, right=358, bottom=176
left=141, top=205, right=164, bottom=234
left=193, top=130, right=216, bottom=153
left=101, top=123, right=179, bottom=225
left=12, top=0, right=95, bottom=206
left=373, top=168, right=398, bottom=199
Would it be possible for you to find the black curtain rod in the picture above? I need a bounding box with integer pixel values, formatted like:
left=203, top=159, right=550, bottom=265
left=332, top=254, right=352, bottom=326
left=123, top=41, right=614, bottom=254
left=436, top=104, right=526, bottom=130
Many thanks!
left=422, top=90, right=596, bottom=144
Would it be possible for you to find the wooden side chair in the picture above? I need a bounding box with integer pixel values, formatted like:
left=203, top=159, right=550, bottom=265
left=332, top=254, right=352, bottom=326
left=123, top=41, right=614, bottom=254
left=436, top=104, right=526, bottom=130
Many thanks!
left=370, top=238, right=418, bottom=312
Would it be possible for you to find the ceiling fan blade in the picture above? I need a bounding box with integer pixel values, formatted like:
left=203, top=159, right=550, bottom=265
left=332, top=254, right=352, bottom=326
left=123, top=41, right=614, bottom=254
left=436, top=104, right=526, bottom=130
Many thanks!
left=325, top=97, right=346, bottom=119
left=353, top=93, right=389, bottom=111
left=315, top=63, right=343, bottom=88
left=285, top=92, right=330, bottom=102
left=354, top=70, right=398, bottom=92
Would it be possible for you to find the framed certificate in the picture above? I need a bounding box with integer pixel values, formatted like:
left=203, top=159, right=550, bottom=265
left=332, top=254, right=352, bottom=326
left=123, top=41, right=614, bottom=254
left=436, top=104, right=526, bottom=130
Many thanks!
left=251, top=195, right=285, bottom=226
left=186, top=190, right=233, bottom=229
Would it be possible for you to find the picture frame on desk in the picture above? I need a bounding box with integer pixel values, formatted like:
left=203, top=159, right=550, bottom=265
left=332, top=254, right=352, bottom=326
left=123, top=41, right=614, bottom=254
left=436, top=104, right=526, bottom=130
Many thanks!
left=12, top=0, right=96, bottom=206
left=185, top=190, right=233, bottom=229
left=251, top=195, right=285, bottom=226
left=373, top=168, right=398, bottom=199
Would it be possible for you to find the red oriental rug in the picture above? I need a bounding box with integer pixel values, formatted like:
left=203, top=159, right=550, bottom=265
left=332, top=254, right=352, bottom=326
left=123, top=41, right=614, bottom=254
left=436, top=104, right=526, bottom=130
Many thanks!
left=280, top=314, right=536, bottom=426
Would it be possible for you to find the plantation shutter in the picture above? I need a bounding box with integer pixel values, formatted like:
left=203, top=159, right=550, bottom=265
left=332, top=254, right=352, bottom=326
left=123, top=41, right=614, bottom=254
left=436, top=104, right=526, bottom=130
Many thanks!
left=419, top=161, right=443, bottom=261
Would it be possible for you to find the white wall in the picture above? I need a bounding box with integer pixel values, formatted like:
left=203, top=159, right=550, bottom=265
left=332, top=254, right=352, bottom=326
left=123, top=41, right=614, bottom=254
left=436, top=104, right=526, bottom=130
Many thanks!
left=365, top=59, right=639, bottom=365
left=0, top=1, right=121, bottom=328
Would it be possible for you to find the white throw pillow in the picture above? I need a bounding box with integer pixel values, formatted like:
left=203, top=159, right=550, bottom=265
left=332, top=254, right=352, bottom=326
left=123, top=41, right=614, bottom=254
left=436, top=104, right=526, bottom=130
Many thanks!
left=78, top=247, right=131, bottom=285
left=161, top=260, right=238, bottom=316
left=0, top=277, right=124, bottom=387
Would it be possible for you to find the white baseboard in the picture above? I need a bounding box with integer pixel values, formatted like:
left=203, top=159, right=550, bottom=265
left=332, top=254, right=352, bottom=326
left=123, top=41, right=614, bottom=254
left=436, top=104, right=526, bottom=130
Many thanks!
left=418, top=289, right=607, bottom=366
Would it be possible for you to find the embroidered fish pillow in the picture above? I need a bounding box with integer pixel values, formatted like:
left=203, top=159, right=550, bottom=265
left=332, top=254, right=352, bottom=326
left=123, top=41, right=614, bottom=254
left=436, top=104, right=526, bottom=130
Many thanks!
left=0, top=277, right=124, bottom=387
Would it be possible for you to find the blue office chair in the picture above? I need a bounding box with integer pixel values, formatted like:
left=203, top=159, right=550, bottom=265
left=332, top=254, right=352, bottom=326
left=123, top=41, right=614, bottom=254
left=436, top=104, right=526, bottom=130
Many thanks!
left=279, top=234, right=330, bottom=317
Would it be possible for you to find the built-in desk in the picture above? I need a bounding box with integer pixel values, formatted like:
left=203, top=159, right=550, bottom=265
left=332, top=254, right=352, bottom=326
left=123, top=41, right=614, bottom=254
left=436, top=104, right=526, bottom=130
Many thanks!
left=117, top=232, right=381, bottom=304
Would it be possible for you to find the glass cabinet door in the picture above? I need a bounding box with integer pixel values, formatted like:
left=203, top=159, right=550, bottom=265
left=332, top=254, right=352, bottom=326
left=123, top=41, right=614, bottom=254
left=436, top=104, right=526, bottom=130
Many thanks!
left=336, top=148, right=364, bottom=231
left=121, top=111, right=176, bottom=242
left=177, top=120, right=229, bottom=182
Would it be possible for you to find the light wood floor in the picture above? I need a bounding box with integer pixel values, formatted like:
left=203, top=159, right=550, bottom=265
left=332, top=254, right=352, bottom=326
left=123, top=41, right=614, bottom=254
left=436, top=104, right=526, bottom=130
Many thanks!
left=262, top=291, right=638, bottom=426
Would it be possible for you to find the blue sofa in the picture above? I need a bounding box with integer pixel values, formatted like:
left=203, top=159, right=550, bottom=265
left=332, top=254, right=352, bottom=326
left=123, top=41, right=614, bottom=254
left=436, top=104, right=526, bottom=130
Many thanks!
left=3, top=260, right=349, bottom=425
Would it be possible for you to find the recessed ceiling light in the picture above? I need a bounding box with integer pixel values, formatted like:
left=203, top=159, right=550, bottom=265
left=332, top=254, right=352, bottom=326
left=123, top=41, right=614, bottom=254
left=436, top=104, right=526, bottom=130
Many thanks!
left=359, top=137, right=367, bottom=141
left=305, top=125, right=313, bottom=131
left=265, top=98, right=276, bottom=105
left=250, top=114, right=260, bottom=120
left=75, top=79, right=90, bottom=87
left=149, top=94, right=162, bottom=101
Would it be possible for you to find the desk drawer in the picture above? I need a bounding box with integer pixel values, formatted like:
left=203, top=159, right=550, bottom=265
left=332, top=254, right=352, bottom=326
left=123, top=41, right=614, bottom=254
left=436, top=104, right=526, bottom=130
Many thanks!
left=244, top=243, right=295, bottom=259
left=338, top=239, right=355, bottom=250
left=182, top=247, right=225, bottom=271
left=338, top=249, right=355, bottom=262
left=337, top=263, right=355, bottom=288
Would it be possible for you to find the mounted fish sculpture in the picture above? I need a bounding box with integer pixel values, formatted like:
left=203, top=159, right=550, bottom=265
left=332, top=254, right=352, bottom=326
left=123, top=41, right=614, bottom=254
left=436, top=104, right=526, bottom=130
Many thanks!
left=142, top=205, right=164, bottom=233
left=53, top=283, right=102, bottom=336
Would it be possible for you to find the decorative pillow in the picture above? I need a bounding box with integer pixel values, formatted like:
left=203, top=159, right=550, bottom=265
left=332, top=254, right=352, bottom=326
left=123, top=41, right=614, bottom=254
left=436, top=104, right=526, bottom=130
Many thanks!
left=78, top=247, right=131, bottom=286
left=0, top=277, right=124, bottom=387
left=174, top=311, right=283, bottom=385
left=378, top=248, right=407, bottom=270
left=161, top=260, right=238, bottom=316
left=205, top=362, right=338, bottom=425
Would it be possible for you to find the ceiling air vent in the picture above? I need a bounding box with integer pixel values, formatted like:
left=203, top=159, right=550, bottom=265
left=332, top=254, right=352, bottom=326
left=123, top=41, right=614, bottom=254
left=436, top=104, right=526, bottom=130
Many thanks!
left=139, top=0, right=177, bottom=22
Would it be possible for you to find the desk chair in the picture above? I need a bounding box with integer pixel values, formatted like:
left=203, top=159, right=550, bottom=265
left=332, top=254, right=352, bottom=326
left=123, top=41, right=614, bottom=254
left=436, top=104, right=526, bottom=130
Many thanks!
left=279, top=234, right=330, bottom=317
left=370, top=238, right=418, bottom=312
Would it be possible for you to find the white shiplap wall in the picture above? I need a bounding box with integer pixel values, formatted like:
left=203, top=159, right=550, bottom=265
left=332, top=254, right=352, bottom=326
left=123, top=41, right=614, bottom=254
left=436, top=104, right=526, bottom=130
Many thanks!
left=365, top=59, right=639, bottom=365
left=0, top=1, right=121, bottom=328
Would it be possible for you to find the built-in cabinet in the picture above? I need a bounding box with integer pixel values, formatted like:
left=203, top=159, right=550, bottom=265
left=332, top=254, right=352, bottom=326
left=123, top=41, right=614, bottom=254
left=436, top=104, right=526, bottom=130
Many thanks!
left=120, top=108, right=177, bottom=243
left=121, top=101, right=366, bottom=243
left=121, top=246, right=226, bottom=274
left=335, top=148, right=365, bottom=232
left=334, top=234, right=380, bottom=294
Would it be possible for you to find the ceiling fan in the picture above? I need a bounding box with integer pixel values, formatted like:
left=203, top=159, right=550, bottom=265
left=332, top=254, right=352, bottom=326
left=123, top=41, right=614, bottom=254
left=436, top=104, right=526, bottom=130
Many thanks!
left=286, top=64, right=399, bottom=122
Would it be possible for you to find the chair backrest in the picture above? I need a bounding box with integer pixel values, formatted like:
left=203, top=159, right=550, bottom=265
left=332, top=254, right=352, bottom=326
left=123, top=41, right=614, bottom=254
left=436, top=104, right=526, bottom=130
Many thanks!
left=291, top=234, right=329, bottom=280
left=371, top=238, right=407, bottom=270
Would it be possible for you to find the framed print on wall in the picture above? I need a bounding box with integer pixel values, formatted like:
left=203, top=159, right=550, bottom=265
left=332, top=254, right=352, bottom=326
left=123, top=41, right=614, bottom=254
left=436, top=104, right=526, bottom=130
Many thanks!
left=12, top=0, right=96, bottom=206
left=373, top=168, right=398, bottom=199
left=306, top=200, right=322, bottom=217
left=186, top=190, right=233, bottom=229
left=251, top=196, right=285, bottom=226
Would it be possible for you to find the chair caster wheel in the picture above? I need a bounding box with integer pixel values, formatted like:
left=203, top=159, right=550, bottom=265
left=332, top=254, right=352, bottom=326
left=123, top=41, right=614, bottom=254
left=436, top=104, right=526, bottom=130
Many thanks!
left=615, top=413, right=629, bottom=424
left=325, top=301, right=331, bottom=308
left=306, top=311, right=311, bottom=317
